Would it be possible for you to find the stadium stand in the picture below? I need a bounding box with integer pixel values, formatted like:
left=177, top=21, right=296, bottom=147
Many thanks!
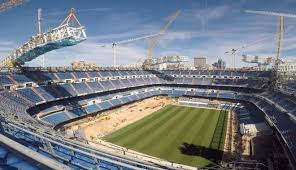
left=1, top=69, right=296, bottom=169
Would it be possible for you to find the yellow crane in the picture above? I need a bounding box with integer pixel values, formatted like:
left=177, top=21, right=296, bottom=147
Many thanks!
left=147, top=10, right=181, bottom=60
left=245, top=10, right=296, bottom=72
left=225, top=26, right=295, bottom=69
left=0, top=0, right=27, bottom=12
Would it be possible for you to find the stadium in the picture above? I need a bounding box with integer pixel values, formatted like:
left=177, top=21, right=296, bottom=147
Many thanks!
left=0, top=1, right=296, bottom=170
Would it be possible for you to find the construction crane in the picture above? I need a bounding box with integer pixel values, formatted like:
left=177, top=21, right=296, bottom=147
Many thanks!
left=147, top=10, right=181, bottom=60
left=100, top=32, right=163, bottom=67
left=225, top=33, right=279, bottom=69
left=225, top=25, right=295, bottom=69
left=1, top=8, right=86, bottom=68
left=245, top=10, right=296, bottom=79
left=0, top=0, right=27, bottom=12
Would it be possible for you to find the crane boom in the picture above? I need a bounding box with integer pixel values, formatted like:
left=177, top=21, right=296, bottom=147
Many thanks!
left=159, top=10, right=181, bottom=34
left=0, top=0, right=27, bottom=12
left=245, top=10, right=296, bottom=18
left=225, top=25, right=294, bottom=55
left=100, top=32, right=162, bottom=67
left=225, top=33, right=278, bottom=68
left=147, top=10, right=181, bottom=59
left=102, top=32, right=163, bottom=47
left=116, top=32, right=163, bottom=45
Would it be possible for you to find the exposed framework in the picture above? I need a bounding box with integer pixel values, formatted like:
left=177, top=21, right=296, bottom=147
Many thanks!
left=0, top=8, right=87, bottom=68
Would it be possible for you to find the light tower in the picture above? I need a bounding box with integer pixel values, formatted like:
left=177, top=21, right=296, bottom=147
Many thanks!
left=38, top=8, right=42, bottom=34
left=37, top=8, right=45, bottom=67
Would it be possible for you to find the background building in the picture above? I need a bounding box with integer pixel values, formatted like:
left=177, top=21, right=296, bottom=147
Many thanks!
left=212, top=59, right=226, bottom=69
left=278, top=61, right=296, bottom=72
left=194, top=57, right=207, bottom=69
left=71, top=60, right=97, bottom=69
left=278, top=61, right=296, bottom=81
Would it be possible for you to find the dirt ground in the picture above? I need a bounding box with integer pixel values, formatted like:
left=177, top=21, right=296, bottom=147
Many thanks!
left=65, top=96, right=174, bottom=141
left=222, top=110, right=243, bottom=164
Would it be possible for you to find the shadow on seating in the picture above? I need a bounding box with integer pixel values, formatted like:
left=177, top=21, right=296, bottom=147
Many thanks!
left=145, top=70, right=175, bottom=81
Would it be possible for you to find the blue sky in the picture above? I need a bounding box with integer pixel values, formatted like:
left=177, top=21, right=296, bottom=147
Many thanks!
left=1, top=0, right=296, bottom=67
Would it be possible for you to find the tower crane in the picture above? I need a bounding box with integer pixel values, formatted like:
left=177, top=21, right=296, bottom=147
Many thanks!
left=147, top=10, right=181, bottom=60
left=245, top=10, right=296, bottom=80
left=0, top=0, right=27, bottom=12
left=225, top=25, right=295, bottom=69
left=225, top=34, right=276, bottom=69
left=100, top=32, right=163, bottom=67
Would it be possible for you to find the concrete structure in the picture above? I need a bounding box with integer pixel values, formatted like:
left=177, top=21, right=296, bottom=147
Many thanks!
left=71, top=60, right=97, bottom=69
left=143, top=55, right=186, bottom=70
left=278, top=61, right=296, bottom=81
left=278, top=61, right=296, bottom=72
left=194, top=57, right=207, bottom=68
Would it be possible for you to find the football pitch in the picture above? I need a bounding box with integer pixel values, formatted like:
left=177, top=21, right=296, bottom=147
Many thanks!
left=103, top=105, right=228, bottom=167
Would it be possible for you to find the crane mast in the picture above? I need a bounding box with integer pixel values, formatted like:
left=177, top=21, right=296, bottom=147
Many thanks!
left=276, top=16, right=283, bottom=74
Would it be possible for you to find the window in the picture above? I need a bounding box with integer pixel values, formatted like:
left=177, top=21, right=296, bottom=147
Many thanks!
left=4, top=86, right=10, bottom=90
left=25, top=83, right=32, bottom=87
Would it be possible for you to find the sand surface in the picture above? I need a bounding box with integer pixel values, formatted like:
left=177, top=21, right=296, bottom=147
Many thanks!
left=65, top=96, right=173, bottom=141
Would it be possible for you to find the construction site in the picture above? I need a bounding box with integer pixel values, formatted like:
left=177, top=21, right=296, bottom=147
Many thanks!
left=0, top=0, right=295, bottom=170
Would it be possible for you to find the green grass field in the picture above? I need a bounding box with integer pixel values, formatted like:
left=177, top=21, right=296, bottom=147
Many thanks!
left=103, top=105, right=228, bottom=167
